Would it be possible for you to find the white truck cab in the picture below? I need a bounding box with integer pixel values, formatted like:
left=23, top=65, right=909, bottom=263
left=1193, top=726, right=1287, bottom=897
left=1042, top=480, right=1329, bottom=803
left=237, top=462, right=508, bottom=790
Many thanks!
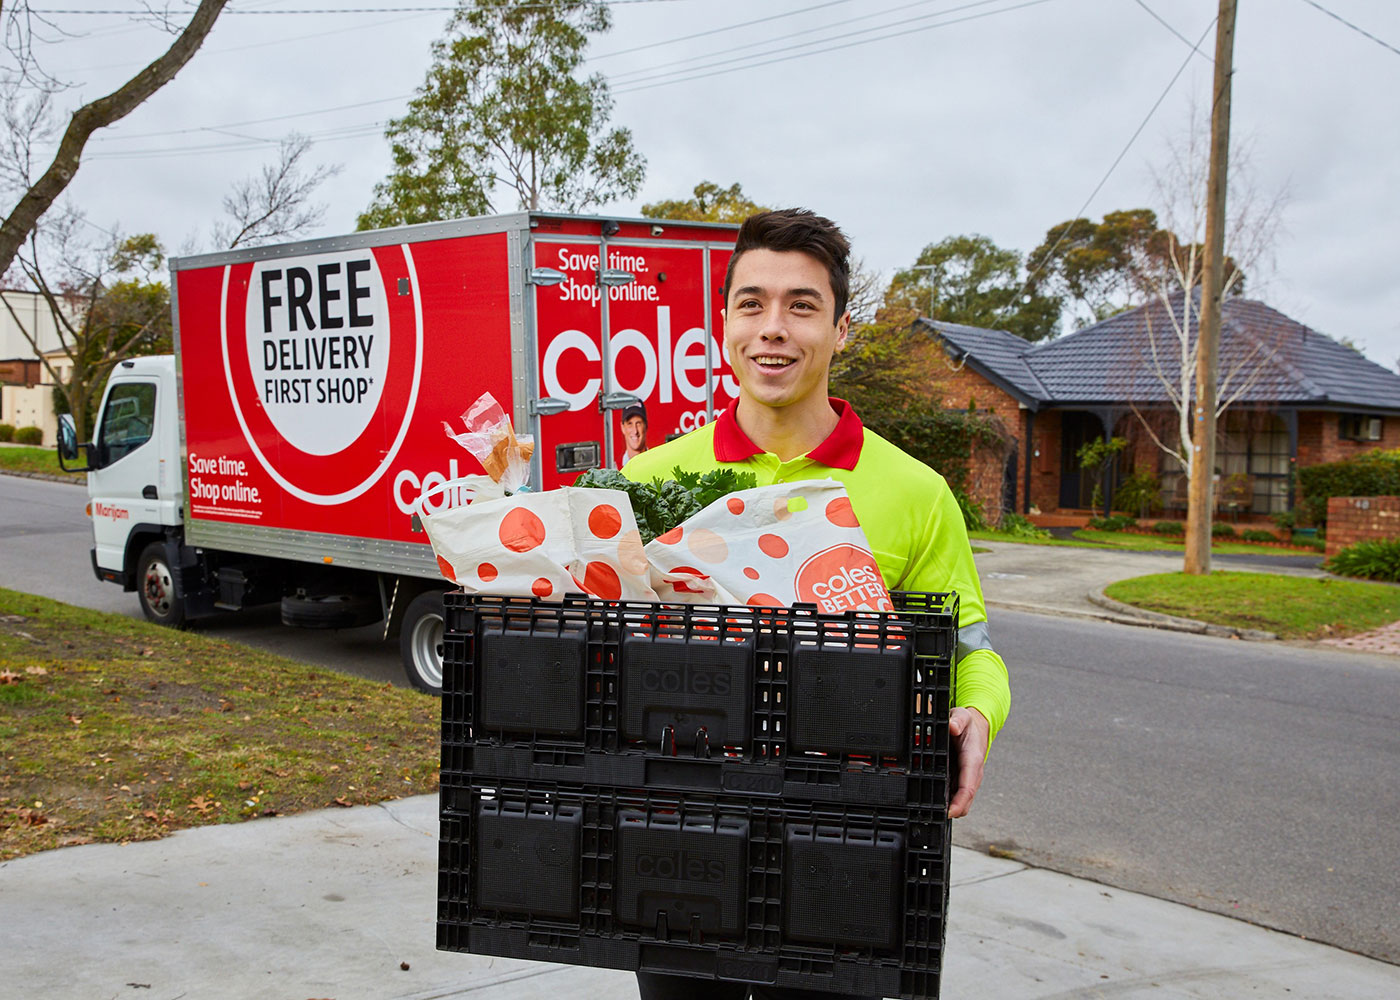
left=74, top=356, right=184, bottom=619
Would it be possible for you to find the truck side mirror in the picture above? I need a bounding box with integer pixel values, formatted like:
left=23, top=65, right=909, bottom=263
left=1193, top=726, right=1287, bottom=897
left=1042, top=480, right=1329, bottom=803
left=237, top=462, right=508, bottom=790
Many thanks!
left=56, top=414, right=95, bottom=473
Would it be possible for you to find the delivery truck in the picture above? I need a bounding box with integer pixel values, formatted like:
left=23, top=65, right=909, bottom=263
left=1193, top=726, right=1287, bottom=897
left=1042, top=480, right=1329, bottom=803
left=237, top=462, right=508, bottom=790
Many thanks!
left=58, top=211, right=740, bottom=693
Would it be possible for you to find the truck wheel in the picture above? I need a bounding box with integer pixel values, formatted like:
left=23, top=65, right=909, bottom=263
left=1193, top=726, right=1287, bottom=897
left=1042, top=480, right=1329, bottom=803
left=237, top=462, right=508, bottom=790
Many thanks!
left=137, top=541, right=185, bottom=628
left=400, top=590, right=447, bottom=695
left=280, top=592, right=382, bottom=629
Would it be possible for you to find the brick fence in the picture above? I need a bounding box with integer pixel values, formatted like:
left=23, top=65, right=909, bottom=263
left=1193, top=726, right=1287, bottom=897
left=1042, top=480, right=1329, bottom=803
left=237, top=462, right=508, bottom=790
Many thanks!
left=1326, top=496, right=1400, bottom=557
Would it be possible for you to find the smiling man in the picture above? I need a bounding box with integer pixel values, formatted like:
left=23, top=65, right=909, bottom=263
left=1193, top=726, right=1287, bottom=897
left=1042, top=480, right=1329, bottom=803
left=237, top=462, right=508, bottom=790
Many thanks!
left=622, top=209, right=1011, bottom=999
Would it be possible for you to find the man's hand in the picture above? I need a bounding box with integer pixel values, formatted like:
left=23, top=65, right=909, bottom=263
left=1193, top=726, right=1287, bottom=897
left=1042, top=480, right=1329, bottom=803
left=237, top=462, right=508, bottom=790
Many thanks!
left=949, top=706, right=990, bottom=819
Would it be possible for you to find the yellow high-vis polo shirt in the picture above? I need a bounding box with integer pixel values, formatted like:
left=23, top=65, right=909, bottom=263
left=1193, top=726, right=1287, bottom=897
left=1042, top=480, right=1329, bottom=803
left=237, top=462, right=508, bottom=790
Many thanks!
left=622, top=398, right=1011, bottom=746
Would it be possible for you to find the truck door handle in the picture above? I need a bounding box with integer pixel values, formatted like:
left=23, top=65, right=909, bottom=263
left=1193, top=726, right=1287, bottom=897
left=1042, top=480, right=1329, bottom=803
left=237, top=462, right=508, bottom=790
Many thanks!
left=600, top=392, right=642, bottom=411
left=529, top=397, right=571, bottom=416
left=142, top=485, right=158, bottom=500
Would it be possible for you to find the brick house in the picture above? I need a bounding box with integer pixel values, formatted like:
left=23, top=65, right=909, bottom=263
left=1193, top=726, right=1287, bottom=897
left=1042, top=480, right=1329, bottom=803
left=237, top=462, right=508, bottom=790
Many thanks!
left=918, top=293, right=1400, bottom=521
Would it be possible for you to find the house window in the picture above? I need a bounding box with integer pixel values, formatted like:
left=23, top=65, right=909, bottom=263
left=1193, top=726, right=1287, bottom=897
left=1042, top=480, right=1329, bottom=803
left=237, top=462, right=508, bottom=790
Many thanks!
left=1339, top=414, right=1383, bottom=442
left=1217, top=411, right=1290, bottom=515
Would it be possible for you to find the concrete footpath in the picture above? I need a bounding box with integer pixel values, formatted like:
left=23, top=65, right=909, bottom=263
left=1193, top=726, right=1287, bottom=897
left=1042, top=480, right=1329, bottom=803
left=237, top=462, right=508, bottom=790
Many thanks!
left=2, top=795, right=1397, bottom=1000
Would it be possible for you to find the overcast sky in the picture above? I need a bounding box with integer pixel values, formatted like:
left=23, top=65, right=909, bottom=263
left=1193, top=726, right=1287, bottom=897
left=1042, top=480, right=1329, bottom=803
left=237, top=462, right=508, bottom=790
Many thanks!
left=26, top=0, right=1400, bottom=370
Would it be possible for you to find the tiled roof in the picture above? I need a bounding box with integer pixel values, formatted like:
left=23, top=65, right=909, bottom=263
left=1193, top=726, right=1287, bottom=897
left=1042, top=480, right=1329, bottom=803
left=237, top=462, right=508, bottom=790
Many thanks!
left=921, top=294, right=1400, bottom=412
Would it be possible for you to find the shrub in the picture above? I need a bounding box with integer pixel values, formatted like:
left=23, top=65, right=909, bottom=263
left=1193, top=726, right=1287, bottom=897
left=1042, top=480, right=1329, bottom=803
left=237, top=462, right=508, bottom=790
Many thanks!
left=954, top=488, right=987, bottom=532
left=1153, top=520, right=1184, bottom=535
left=1241, top=529, right=1277, bottom=543
left=1112, top=470, right=1164, bottom=517
left=1211, top=522, right=1237, bottom=538
left=1297, top=449, right=1400, bottom=527
left=1291, top=533, right=1325, bottom=552
left=1325, top=538, right=1400, bottom=582
left=1271, top=509, right=1297, bottom=533
left=1089, top=514, right=1137, bottom=532
left=13, top=425, right=42, bottom=445
left=997, top=512, right=1049, bottom=539
left=0, top=423, right=14, bottom=442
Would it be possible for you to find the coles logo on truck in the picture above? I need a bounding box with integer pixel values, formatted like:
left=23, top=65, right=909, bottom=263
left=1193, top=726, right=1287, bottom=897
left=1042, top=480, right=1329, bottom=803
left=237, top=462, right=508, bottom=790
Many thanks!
left=220, top=247, right=423, bottom=505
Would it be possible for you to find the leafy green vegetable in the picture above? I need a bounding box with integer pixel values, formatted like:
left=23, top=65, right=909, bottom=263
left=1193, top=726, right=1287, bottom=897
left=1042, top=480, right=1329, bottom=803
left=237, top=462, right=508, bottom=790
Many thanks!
left=573, top=465, right=757, bottom=543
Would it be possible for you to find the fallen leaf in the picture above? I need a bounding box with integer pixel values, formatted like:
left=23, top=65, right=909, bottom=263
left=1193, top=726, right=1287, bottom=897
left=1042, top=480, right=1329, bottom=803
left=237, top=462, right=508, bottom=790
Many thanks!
left=188, top=796, right=218, bottom=815
left=0, top=670, right=21, bottom=685
left=25, top=666, right=47, bottom=676
left=332, top=797, right=352, bottom=808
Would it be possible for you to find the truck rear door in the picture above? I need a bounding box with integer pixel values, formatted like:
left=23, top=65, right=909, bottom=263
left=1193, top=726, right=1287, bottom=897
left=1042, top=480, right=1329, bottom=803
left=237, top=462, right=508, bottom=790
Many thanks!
left=528, top=231, right=738, bottom=489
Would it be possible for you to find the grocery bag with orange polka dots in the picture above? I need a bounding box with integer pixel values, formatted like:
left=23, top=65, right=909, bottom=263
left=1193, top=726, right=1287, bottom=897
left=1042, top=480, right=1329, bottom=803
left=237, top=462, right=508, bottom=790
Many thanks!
left=421, top=486, right=657, bottom=602
left=644, top=479, right=894, bottom=612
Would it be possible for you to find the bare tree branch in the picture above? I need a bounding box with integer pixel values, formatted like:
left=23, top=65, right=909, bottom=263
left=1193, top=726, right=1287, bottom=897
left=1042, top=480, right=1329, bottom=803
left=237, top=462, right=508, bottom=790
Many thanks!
left=212, top=134, right=341, bottom=250
left=0, top=0, right=227, bottom=277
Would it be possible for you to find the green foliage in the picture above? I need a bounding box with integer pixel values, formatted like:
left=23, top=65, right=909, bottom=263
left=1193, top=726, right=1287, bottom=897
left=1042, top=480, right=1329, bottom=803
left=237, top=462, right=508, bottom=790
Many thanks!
left=1291, top=532, right=1325, bottom=552
left=1296, top=449, right=1400, bottom=527
left=1271, top=509, right=1297, bottom=533
left=1027, top=208, right=1246, bottom=329
left=884, top=234, right=1061, bottom=342
left=1325, top=538, right=1400, bottom=583
left=1076, top=436, right=1128, bottom=517
left=13, top=426, right=42, bottom=445
left=572, top=466, right=758, bottom=543
left=1112, top=469, right=1164, bottom=517
left=358, top=0, right=643, bottom=229
left=641, top=181, right=768, bottom=224
left=1153, top=520, right=1184, bottom=535
left=0, top=424, right=13, bottom=442
left=1088, top=514, right=1137, bottom=531
left=862, top=399, right=1007, bottom=502
left=828, top=309, right=926, bottom=428
left=996, top=512, right=1049, bottom=539
left=953, top=488, right=987, bottom=532
left=1241, top=529, right=1277, bottom=543
left=1211, top=522, right=1237, bottom=538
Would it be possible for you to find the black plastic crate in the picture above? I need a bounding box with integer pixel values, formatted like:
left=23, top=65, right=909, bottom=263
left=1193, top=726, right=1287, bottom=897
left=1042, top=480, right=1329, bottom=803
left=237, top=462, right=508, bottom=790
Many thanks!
left=438, top=782, right=952, bottom=999
left=441, top=592, right=957, bottom=808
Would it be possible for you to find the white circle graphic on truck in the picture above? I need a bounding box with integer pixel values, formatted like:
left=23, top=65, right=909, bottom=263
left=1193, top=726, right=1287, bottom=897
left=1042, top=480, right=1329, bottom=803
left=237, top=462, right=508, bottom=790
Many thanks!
left=220, top=244, right=423, bottom=506
left=243, top=251, right=391, bottom=454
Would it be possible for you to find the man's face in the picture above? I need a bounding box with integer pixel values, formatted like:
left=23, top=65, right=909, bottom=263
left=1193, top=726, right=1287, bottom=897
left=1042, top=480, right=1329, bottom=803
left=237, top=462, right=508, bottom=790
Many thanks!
left=722, top=248, right=850, bottom=412
left=621, top=415, right=646, bottom=450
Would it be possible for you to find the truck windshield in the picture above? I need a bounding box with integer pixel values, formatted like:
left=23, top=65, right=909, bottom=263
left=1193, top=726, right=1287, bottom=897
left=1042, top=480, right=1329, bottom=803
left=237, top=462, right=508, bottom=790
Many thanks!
left=98, top=381, right=157, bottom=464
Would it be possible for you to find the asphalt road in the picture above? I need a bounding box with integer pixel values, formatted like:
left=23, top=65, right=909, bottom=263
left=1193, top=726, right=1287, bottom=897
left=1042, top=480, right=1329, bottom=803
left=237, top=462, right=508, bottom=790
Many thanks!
left=3, top=473, right=1399, bottom=963
left=0, top=473, right=406, bottom=686
left=956, top=608, right=1400, bottom=964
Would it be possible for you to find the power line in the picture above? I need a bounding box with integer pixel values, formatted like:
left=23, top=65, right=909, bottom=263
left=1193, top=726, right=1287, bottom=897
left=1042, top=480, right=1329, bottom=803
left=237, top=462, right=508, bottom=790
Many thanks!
left=611, top=0, right=1058, bottom=95
left=590, top=0, right=853, bottom=60
left=93, top=94, right=415, bottom=142
left=84, top=0, right=972, bottom=152
left=1132, top=0, right=1211, bottom=63
left=1020, top=15, right=1216, bottom=293
left=30, top=2, right=690, bottom=13
left=1297, top=0, right=1400, bottom=59
left=605, top=0, right=969, bottom=83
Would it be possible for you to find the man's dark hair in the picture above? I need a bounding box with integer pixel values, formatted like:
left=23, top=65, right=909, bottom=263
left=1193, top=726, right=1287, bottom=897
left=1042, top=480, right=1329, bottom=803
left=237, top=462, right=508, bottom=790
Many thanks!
left=722, top=208, right=851, bottom=319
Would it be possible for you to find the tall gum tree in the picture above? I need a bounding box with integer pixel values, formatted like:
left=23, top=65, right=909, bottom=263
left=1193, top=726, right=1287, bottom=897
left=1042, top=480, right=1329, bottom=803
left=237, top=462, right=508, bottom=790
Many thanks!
left=358, top=0, right=644, bottom=228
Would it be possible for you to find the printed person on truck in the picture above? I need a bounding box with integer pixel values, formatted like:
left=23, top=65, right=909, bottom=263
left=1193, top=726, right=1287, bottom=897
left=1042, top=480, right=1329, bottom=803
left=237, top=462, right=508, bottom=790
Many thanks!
left=619, top=401, right=649, bottom=467
left=623, top=208, right=1010, bottom=1000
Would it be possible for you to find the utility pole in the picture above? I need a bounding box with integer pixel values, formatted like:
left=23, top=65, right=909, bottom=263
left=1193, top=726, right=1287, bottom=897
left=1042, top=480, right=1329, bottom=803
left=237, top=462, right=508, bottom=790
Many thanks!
left=1184, top=0, right=1237, bottom=576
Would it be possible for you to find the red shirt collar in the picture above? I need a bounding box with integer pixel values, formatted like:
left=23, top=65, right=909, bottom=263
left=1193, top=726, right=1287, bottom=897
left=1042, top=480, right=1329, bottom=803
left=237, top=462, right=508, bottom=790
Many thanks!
left=712, top=398, right=865, bottom=470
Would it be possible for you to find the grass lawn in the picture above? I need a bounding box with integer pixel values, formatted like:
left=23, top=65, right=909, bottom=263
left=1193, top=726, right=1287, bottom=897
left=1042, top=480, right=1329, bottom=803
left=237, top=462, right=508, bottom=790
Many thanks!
left=970, top=527, right=1320, bottom=558
left=0, top=445, right=78, bottom=481
left=0, top=587, right=439, bottom=861
left=1103, top=571, right=1400, bottom=639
